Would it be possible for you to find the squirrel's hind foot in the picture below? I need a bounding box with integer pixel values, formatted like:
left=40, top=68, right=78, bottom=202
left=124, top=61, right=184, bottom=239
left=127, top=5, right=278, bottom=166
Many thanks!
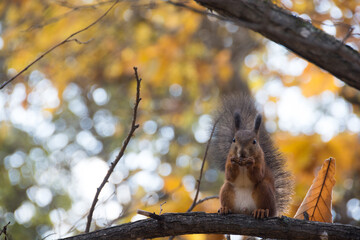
left=252, top=209, right=269, bottom=219
left=218, top=207, right=232, bottom=214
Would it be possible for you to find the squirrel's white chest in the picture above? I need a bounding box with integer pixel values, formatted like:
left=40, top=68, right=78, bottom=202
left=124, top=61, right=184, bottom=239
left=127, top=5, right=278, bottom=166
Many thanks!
left=232, top=167, right=257, bottom=214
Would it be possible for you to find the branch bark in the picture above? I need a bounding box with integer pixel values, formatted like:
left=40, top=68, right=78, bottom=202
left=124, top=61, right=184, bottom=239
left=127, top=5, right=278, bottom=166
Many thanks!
left=194, top=0, right=360, bottom=91
left=84, top=67, right=142, bottom=233
left=60, top=212, right=360, bottom=240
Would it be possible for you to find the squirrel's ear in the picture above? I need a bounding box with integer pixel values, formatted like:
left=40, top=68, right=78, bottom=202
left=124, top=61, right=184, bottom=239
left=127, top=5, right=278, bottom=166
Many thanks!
left=254, top=114, right=262, bottom=134
left=234, top=112, right=241, bottom=130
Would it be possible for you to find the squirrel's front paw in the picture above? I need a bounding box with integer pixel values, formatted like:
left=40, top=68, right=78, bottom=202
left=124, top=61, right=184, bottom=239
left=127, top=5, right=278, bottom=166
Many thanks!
left=218, top=207, right=231, bottom=215
left=252, top=209, right=269, bottom=219
left=245, top=158, right=255, bottom=166
left=230, top=158, right=240, bottom=165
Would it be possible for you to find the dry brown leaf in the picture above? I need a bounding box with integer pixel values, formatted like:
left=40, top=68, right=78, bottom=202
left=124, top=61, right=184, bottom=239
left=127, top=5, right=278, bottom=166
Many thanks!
left=294, top=157, right=336, bottom=222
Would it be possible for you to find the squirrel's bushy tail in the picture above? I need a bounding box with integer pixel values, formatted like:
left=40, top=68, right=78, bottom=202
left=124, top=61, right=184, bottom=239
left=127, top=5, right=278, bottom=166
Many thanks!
left=208, top=93, right=293, bottom=214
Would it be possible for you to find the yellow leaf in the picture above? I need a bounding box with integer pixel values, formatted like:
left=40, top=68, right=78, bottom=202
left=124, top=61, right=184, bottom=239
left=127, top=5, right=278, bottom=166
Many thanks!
left=294, top=158, right=336, bottom=222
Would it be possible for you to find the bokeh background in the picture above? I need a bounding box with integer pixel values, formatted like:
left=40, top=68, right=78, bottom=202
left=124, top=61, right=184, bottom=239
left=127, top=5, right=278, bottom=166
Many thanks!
left=0, top=0, right=360, bottom=239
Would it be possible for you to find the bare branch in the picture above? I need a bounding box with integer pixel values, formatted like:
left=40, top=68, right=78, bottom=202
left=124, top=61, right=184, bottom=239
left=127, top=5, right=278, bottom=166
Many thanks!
left=159, top=201, right=167, bottom=215
left=41, top=232, right=56, bottom=240
left=137, top=210, right=164, bottom=221
left=342, top=26, right=355, bottom=44
left=194, top=195, right=218, bottom=206
left=167, top=113, right=220, bottom=240
left=84, top=67, right=142, bottom=233
left=187, top=119, right=219, bottom=212
left=59, top=212, right=360, bottom=240
left=137, top=196, right=218, bottom=225
left=0, top=222, right=10, bottom=240
left=0, top=0, right=120, bottom=90
left=66, top=38, right=94, bottom=45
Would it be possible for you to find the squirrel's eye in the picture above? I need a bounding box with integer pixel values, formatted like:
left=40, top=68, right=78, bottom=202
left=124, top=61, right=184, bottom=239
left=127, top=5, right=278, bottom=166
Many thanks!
left=253, top=139, right=257, bottom=144
left=232, top=138, right=235, bottom=143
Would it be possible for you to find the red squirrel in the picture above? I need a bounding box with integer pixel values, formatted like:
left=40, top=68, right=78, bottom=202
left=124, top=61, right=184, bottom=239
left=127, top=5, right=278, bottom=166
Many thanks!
left=209, top=94, right=293, bottom=219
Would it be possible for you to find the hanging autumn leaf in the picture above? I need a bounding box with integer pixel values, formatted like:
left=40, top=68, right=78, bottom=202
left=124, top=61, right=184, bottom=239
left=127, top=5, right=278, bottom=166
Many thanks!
left=294, top=158, right=336, bottom=223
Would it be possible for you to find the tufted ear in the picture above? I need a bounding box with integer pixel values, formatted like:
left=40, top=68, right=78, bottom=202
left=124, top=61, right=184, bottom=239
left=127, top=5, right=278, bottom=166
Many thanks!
left=254, top=114, right=262, bottom=134
left=234, top=112, right=241, bottom=131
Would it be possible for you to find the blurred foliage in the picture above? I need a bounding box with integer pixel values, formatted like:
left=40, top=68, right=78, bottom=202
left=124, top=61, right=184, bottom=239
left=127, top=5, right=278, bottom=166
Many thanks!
left=0, top=0, right=359, bottom=239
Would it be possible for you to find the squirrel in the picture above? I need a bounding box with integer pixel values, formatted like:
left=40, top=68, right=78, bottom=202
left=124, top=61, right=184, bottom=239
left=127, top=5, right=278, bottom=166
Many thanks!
left=209, top=93, right=293, bottom=219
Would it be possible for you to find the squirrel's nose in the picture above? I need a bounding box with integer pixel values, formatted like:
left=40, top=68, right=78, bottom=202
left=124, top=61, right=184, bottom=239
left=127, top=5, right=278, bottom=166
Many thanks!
left=238, top=151, right=246, bottom=158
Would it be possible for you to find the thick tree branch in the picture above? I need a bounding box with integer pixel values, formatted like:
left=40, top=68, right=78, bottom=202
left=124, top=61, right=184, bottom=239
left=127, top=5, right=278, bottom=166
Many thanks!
left=84, top=67, right=142, bottom=233
left=193, top=0, right=360, bottom=91
left=60, top=212, right=360, bottom=240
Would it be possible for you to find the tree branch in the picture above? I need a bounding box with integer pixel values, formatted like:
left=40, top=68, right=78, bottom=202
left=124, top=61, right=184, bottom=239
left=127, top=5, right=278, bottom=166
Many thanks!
left=169, top=195, right=218, bottom=240
left=194, top=195, right=218, bottom=206
left=167, top=119, right=219, bottom=240
left=187, top=119, right=219, bottom=212
left=24, top=0, right=116, bottom=31
left=84, top=67, right=142, bottom=233
left=0, top=0, right=119, bottom=90
left=60, top=212, right=360, bottom=240
left=0, top=222, right=10, bottom=239
left=192, top=0, right=360, bottom=91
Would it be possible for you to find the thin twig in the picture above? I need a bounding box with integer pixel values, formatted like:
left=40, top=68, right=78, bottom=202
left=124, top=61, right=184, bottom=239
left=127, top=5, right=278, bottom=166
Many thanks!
left=0, top=0, right=120, bottom=90
left=137, top=210, right=164, bottom=220
left=194, top=195, right=218, bottom=206
left=67, top=38, right=94, bottom=45
left=84, top=67, right=142, bottom=233
left=342, top=26, right=354, bottom=44
left=0, top=222, right=10, bottom=239
left=168, top=120, right=219, bottom=240
left=24, top=0, right=116, bottom=31
left=41, top=232, right=56, bottom=240
left=159, top=201, right=167, bottom=215
left=186, top=118, right=219, bottom=212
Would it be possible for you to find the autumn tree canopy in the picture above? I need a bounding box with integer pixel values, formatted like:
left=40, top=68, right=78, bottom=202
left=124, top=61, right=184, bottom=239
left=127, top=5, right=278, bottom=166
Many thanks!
left=0, top=0, right=360, bottom=239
